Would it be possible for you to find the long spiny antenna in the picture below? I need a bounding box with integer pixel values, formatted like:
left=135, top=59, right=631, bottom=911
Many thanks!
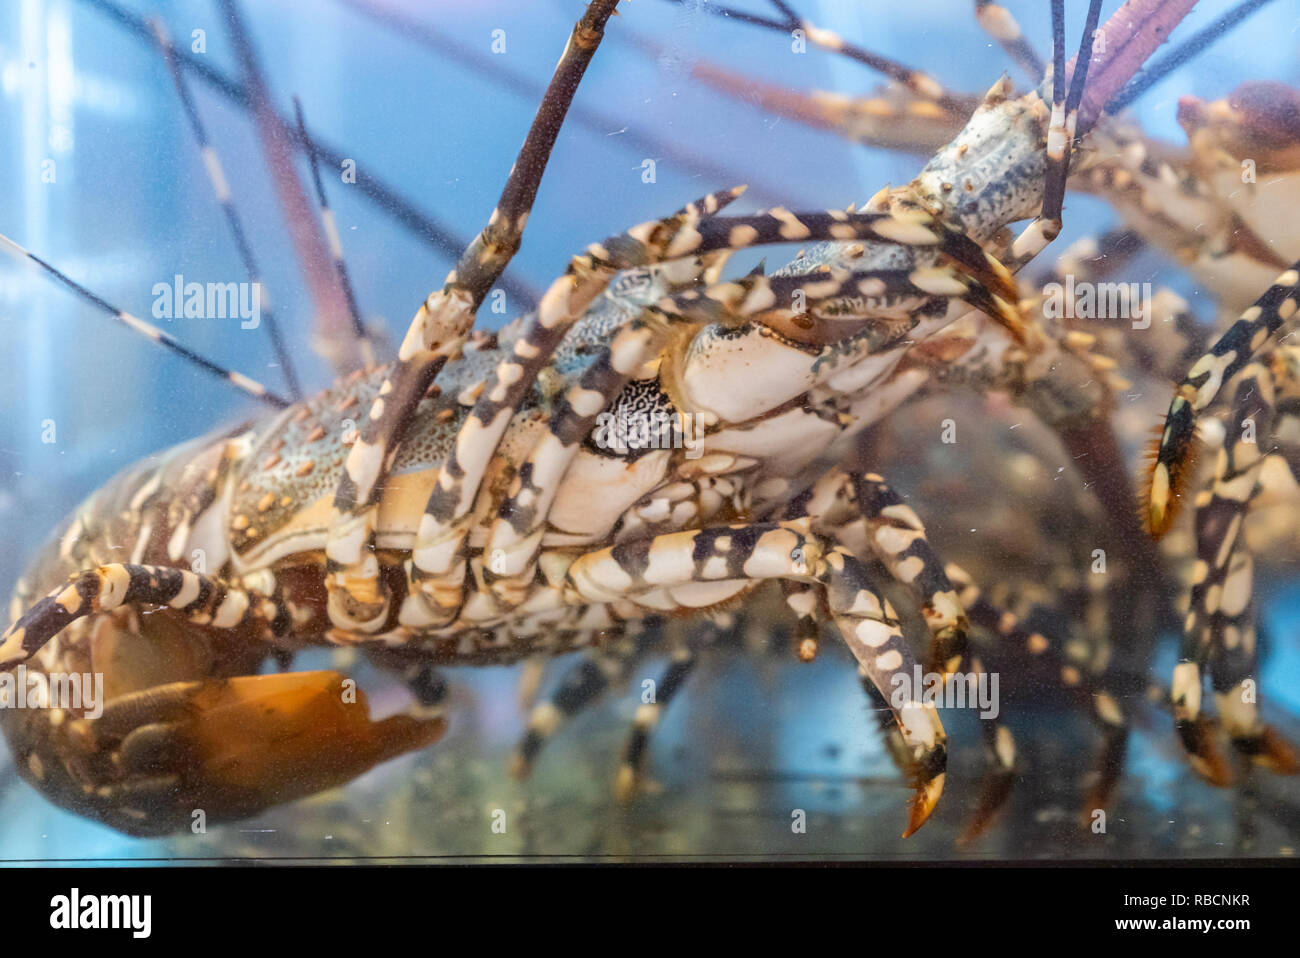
left=217, top=0, right=373, bottom=376
left=73, top=0, right=551, bottom=310
left=0, top=233, right=290, bottom=408
left=293, top=95, right=377, bottom=370
left=652, top=0, right=979, bottom=117
left=151, top=19, right=303, bottom=400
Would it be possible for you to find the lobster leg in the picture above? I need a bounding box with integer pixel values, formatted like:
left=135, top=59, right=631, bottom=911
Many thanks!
left=510, top=623, right=653, bottom=781
left=562, top=521, right=947, bottom=837
left=785, top=468, right=968, bottom=679
left=852, top=646, right=1012, bottom=844
left=0, top=564, right=294, bottom=671
left=662, top=0, right=974, bottom=117
left=845, top=473, right=970, bottom=678
left=663, top=52, right=965, bottom=156
left=613, top=621, right=719, bottom=803
left=0, top=233, right=289, bottom=409
left=322, top=0, right=623, bottom=634
left=511, top=613, right=719, bottom=804
left=1174, top=359, right=1300, bottom=781
left=957, top=651, right=1021, bottom=844
left=1146, top=258, right=1300, bottom=536
left=151, top=20, right=303, bottom=400
left=1007, top=0, right=1103, bottom=267
left=792, top=469, right=1022, bottom=839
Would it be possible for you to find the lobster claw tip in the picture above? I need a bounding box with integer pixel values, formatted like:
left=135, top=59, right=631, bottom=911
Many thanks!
left=902, top=771, right=945, bottom=838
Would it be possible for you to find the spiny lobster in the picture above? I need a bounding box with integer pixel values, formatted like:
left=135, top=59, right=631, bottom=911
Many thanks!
left=1, top=0, right=1287, bottom=845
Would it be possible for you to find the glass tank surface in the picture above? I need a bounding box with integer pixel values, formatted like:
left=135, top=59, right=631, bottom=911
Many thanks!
left=1, top=0, right=1299, bottom=864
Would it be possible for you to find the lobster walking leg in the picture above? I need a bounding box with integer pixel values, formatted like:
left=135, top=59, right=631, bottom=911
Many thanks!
left=510, top=624, right=652, bottom=780
left=1146, top=258, right=1300, bottom=536
left=785, top=468, right=968, bottom=677
left=1172, top=359, right=1300, bottom=781
left=0, top=564, right=294, bottom=671
left=945, top=561, right=1129, bottom=817
left=152, top=20, right=303, bottom=400
left=793, top=468, right=1022, bottom=837
left=562, top=521, right=947, bottom=836
left=1008, top=0, right=1103, bottom=266
left=846, top=473, right=970, bottom=678
left=614, top=622, right=712, bottom=803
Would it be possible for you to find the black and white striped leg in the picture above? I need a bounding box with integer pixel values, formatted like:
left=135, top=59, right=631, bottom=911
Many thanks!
left=1007, top=0, right=1102, bottom=266
left=510, top=623, right=659, bottom=781
left=151, top=19, right=302, bottom=400
left=0, top=564, right=294, bottom=671
left=1147, top=260, right=1300, bottom=536
left=615, top=620, right=724, bottom=803
left=789, top=468, right=969, bottom=678
left=1174, top=360, right=1300, bottom=781
left=0, top=234, right=289, bottom=408
left=564, top=521, right=948, bottom=836
left=847, top=473, right=970, bottom=679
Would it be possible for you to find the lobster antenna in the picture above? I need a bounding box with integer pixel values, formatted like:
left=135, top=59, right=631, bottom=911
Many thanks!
left=72, top=0, right=544, bottom=310
left=765, top=0, right=975, bottom=113
left=1107, top=0, right=1278, bottom=112
left=217, top=0, right=379, bottom=376
left=0, top=233, right=290, bottom=408
left=151, top=19, right=303, bottom=400
left=652, top=0, right=978, bottom=116
left=293, top=95, right=377, bottom=370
